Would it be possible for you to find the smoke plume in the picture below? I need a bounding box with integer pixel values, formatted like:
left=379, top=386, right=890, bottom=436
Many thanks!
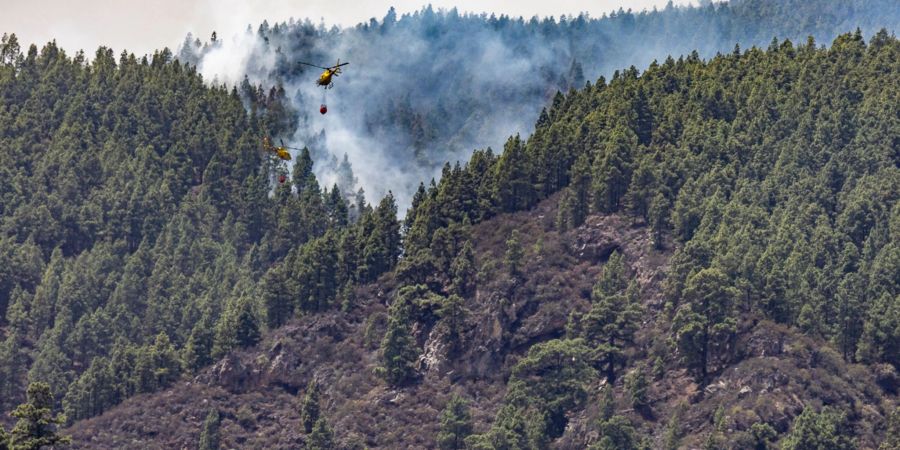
left=179, top=0, right=899, bottom=209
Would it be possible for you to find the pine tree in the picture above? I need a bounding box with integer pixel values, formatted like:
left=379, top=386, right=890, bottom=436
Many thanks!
left=198, top=408, right=221, bottom=450
left=378, top=313, right=419, bottom=387
left=662, top=404, right=685, bottom=450
left=429, top=227, right=457, bottom=277
left=567, top=59, right=585, bottom=89
left=0, top=425, right=8, bottom=450
left=62, top=356, right=117, bottom=422
left=294, top=234, right=339, bottom=312
left=214, top=295, right=261, bottom=357
left=261, top=264, right=294, bottom=328
left=336, top=153, right=357, bottom=194
left=592, top=128, right=634, bottom=213
left=0, top=289, right=30, bottom=411
left=492, top=135, right=535, bottom=213
left=361, top=193, right=401, bottom=281
left=376, top=286, right=425, bottom=386
left=648, top=192, right=669, bottom=249
left=570, top=252, right=641, bottom=382
left=556, top=189, right=574, bottom=232
left=598, top=386, right=615, bottom=423
left=502, top=339, right=596, bottom=439
left=26, top=322, right=74, bottom=404
left=438, top=295, right=467, bottom=355
left=569, top=153, right=591, bottom=227
left=625, top=366, right=649, bottom=411
left=437, top=394, right=472, bottom=450
left=9, top=382, right=71, bottom=450
left=375, top=192, right=402, bottom=268
left=298, top=175, right=327, bottom=241
left=325, top=184, right=349, bottom=228
left=449, top=241, right=476, bottom=298
left=712, top=405, right=728, bottom=446
left=782, top=407, right=855, bottom=450
left=300, top=379, right=321, bottom=434
left=591, top=415, right=637, bottom=450
left=747, top=422, right=777, bottom=450
left=404, top=182, right=427, bottom=237
left=880, top=408, right=900, bottom=450
left=183, top=313, right=215, bottom=373
left=293, top=147, right=316, bottom=195
left=595, top=250, right=628, bottom=296
left=834, top=272, right=865, bottom=361
left=673, top=268, right=739, bottom=382
left=152, top=332, right=181, bottom=388
left=504, top=230, right=524, bottom=276
left=856, top=293, right=899, bottom=367
left=352, top=188, right=369, bottom=222
left=306, top=417, right=334, bottom=450
left=234, top=296, right=261, bottom=348
left=671, top=177, right=704, bottom=242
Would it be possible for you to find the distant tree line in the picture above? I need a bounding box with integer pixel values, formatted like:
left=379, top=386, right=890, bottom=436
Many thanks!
left=180, top=0, right=900, bottom=186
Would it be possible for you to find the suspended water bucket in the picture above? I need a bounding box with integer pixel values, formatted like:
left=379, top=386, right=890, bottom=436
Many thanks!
left=320, top=104, right=328, bottom=115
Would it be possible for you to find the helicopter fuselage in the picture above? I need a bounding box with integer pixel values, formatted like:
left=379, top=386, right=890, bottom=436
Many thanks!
left=317, top=69, right=336, bottom=87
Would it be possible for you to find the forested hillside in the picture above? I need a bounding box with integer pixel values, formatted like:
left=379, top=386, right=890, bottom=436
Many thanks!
left=179, top=0, right=900, bottom=206
left=395, top=29, right=900, bottom=448
left=0, top=34, right=404, bottom=434
left=0, top=28, right=894, bottom=448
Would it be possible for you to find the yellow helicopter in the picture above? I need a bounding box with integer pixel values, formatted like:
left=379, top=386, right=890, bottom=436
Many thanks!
left=299, top=59, right=349, bottom=89
left=262, top=136, right=299, bottom=161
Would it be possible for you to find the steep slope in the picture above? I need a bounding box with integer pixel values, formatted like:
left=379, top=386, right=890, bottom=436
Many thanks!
left=64, top=193, right=670, bottom=448
left=66, top=193, right=893, bottom=449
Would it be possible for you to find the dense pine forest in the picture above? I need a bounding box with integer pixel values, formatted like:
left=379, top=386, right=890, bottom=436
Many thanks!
left=396, top=29, right=899, bottom=449
left=0, top=34, right=402, bottom=433
left=0, top=2, right=899, bottom=449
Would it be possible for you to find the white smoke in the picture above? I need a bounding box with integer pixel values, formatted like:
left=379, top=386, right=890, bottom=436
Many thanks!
left=181, top=2, right=900, bottom=212
left=196, top=31, right=276, bottom=86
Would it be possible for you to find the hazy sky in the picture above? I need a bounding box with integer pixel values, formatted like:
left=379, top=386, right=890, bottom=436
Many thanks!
left=1, top=0, right=695, bottom=56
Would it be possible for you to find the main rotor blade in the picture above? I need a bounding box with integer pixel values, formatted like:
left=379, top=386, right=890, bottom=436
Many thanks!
left=297, top=61, right=329, bottom=70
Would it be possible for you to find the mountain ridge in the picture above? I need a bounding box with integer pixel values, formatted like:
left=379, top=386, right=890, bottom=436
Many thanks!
left=1, top=13, right=898, bottom=450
